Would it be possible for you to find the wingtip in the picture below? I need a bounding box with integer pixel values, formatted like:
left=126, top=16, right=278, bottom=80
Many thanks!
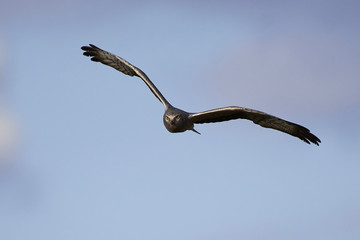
left=81, top=44, right=100, bottom=50
left=89, top=44, right=100, bottom=49
left=81, top=44, right=91, bottom=49
left=304, top=132, right=321, bottom=146
left=81, top=44, right=101, bottom=59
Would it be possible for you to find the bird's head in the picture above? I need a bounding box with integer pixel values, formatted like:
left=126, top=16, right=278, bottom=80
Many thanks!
left=164, top=114, right=182, bottom=131
left=163, top=109, right=192, bottom=133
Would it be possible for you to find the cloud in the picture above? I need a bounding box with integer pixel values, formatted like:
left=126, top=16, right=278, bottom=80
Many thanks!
left=0, top=106, right=17, bottom=165
left=0, top=41, right=17, bottom=166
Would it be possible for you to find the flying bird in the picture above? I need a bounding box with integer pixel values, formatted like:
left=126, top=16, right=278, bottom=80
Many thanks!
left=81, top=44, right=321, bottom=145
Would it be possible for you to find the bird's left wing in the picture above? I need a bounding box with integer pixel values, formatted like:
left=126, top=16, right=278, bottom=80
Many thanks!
left=81, top=44, right=169, bottom=107
left=189, top=106, right=321, bottom=145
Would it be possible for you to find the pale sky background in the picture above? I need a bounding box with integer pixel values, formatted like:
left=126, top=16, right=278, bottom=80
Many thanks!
left=0, top=0, right=359, bottom=239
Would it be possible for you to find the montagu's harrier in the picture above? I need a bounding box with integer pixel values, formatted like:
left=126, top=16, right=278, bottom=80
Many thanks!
left=81, top=44, right=321, bottom=145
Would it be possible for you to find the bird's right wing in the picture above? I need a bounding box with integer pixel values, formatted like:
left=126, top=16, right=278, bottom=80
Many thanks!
left=189, top=106, right=321, bottom=145
left=81, top=44, right=169, bottom=107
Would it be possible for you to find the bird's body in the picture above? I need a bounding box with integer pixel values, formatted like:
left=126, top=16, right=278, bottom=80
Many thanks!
left=81, top=44, right=321, bottom=145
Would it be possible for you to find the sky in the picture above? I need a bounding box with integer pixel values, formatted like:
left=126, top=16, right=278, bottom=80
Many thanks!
left=0, top=0, right=359, bottom=239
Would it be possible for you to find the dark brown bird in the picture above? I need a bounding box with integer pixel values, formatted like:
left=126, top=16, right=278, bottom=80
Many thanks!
left=81, top=44, right=321, bottom=145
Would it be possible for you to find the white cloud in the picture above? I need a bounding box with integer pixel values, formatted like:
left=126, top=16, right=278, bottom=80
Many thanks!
left=0, top=40, right=17, bottom=165
left=0, top=106, right=17, bottom=164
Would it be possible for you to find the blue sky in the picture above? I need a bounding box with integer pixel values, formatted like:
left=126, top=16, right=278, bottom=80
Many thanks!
left=1, top=1, right=359, bottom=239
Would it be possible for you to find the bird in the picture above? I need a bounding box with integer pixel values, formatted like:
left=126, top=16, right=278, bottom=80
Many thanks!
left=81, top=44, right=321, bottom=145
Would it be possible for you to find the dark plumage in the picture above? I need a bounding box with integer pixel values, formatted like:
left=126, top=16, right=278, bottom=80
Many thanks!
left=81, top=44, right=321, bottom=145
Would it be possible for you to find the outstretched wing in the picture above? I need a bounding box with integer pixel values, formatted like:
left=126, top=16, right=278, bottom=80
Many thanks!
left=189, top=106, right=321, bottom=145
left=81, top=44, right=169, bottom=107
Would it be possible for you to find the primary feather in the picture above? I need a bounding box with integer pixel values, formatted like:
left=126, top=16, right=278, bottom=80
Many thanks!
left=81, top=44, right=169, bottom=107
left=190, top=107, right=320, bottom=145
